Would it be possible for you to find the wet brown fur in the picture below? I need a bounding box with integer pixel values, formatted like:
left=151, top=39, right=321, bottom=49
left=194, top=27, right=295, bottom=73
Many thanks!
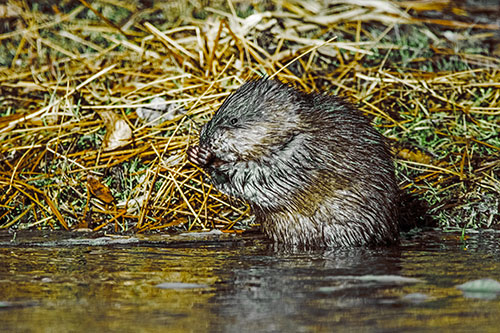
left=187, top=78, right=400, bottom=248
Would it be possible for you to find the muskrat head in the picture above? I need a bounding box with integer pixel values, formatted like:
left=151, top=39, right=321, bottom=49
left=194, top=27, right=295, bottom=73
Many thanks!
left=199, top=79, right=303, bottom=165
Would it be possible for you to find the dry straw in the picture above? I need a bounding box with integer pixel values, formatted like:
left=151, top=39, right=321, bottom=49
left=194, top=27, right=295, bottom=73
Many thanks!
left=0, top=0, right=498, bottom=231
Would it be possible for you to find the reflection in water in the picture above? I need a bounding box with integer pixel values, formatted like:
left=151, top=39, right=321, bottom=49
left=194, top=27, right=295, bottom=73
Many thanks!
left=0, top=231, right=500, bottom=331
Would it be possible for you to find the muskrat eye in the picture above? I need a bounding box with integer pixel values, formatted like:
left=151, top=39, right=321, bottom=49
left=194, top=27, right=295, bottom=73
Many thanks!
left=229, top=117, right=238, bottom=125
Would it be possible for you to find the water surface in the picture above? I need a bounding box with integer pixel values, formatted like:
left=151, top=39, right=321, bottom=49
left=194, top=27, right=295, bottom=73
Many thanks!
left=1, top=230, right=499, bottom=332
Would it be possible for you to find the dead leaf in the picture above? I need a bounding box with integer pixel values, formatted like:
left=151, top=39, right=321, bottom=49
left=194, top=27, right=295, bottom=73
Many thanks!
left=87, top=175, right=115, bottom=204
left=97, top=110, right=132, bottom=151
left=136, top=97, right=186, bottom=126
left=0, top=3, right=22, bottom=18
left=398, top=148, right=433, bottom=164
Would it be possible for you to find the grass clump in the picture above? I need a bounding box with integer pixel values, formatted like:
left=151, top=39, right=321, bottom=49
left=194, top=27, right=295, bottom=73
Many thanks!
left=0, top=0, right=498, bottom=233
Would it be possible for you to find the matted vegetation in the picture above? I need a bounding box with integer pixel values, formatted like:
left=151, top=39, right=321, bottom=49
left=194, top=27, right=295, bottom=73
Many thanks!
left=0, top=0, right=498, bottom=233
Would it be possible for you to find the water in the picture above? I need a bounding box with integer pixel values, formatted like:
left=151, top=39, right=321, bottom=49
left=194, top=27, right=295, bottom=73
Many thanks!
left=1, top=230, right=500, bottom=332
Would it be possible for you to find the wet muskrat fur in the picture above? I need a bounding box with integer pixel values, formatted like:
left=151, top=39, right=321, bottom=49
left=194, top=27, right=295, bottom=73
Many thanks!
left=188, top=78, right=400, bottom=248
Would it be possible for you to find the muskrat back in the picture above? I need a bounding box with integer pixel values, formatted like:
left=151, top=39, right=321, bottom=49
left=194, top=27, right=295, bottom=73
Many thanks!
left=187, top=78, right=399, bottom=248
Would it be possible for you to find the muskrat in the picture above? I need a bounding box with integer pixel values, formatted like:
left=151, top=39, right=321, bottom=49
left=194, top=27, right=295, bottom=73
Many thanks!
left=187, top=78, right=400, bottom=248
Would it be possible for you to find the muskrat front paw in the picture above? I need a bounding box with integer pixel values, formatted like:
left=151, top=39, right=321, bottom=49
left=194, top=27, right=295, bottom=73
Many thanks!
left=187, top=145, right=213, bottom=167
